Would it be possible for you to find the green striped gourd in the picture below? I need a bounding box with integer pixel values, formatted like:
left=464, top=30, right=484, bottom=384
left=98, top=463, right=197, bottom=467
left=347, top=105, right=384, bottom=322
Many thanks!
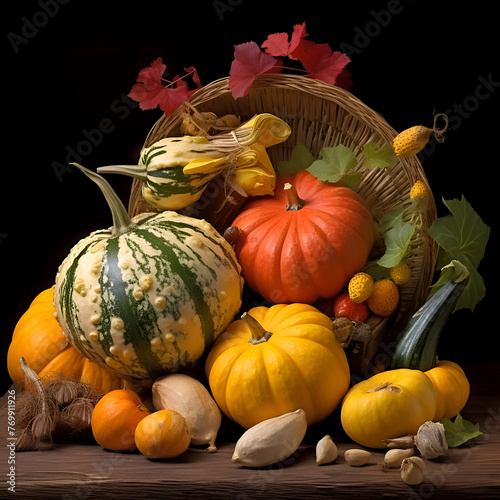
left=97, top=113, right=291, bottom=210
left=53, top=164, right=243, bottom=382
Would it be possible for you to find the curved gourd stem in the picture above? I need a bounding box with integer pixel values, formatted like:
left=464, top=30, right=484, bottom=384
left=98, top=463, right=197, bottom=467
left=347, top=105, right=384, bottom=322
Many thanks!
left=241, top=312, right=273, bottom=344
left=71, top=163, right=135, bottom=237
left=97, top=164, right=148, bottom=182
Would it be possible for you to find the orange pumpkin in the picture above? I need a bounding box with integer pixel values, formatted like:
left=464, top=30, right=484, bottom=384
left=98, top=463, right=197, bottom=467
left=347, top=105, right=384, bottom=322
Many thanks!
left=7, top=287, right=124, bottom=395
left=231, top=170, right=377, bottom=304
left=91, top=389, right=151, bottom=451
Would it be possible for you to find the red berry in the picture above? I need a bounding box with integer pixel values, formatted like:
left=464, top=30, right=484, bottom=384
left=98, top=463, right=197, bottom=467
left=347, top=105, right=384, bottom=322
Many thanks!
left=332, top=292, right=370, bottom=323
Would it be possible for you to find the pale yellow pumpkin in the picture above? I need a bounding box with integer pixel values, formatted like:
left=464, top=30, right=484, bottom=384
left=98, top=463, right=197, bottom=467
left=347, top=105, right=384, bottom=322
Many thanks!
left=425, top=360, right=470, bottom=421
left=340, top=369, right=438, bottom=449
left=205, top=303, right=350, bottom=429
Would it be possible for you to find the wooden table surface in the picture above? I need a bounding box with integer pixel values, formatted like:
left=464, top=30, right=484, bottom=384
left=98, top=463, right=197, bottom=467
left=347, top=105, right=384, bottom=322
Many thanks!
left=1, top=363, right=499, bottom=499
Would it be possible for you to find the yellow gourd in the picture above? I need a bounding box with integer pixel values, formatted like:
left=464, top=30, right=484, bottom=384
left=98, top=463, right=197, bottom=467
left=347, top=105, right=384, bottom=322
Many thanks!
left=425, top=360, right=470, bottom=421
left=205, top=303, right=350, bottom=429
left=340, top=368, right=438, bottom=449
left=390, top=261, right=412, bottom=286
left=97, top=113, right=291, bottom=210
left=392, top=114, right=448, bottom=158
left=348, top=272, right=374, bottom=303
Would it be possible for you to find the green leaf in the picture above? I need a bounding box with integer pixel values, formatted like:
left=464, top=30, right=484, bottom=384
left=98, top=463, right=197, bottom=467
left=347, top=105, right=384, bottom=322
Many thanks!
left=428, top=196, right=490, bottom=311
left=377, top=218, right=415, bottom=268
left=362, top=143, right=398, bottom=170
left=377, top=207, right=405, bottom=234
left=307, top=144, right=357, bottom=184
left=440, top=414, right=483, bottom=448
left=277, top=142, right=315, bottom=175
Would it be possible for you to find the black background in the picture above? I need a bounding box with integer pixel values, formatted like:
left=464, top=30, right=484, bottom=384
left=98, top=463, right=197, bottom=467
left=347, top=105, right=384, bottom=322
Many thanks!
left=2, top=0, right=498, bottom=394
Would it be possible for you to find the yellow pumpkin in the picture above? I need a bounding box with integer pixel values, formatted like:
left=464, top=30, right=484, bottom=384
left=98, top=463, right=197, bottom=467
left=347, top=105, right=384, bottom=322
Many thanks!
left=425, top=360, right=470, bottom=421
left=340, top=369, right=438, bottom=449
left=205, top=303, right=350, bottom=429
left=7, top=287, right=124, bottom=395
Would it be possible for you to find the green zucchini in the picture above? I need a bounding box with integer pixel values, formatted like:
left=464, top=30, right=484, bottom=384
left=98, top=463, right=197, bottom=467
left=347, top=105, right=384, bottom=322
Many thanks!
left=390, top=278, right=467, bottom=372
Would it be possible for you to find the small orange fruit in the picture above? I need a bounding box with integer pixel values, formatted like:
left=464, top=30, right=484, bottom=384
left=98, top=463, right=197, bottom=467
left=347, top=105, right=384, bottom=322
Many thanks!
left=135, top=409, right=191, bottom=459
left=366, top=279, right=400, bottom=317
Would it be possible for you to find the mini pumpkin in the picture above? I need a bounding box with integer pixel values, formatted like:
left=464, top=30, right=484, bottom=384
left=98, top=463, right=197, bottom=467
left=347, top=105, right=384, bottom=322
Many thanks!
left=135, top=409, right=191, bottom=459
left=231, top=169, right=377, bottom=304
left=91, top=389, right=150, bottom=451
left=205, top=303, right=350, bottom=429
left=340, top=368, right=438, bottom=449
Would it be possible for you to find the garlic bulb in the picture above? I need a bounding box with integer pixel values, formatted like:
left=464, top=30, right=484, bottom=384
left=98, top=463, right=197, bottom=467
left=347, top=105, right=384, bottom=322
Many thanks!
left=232, top=409, right=307, bottom=468
left=401, top=456, right=426, bottom=485
left=414, top=421, right=448, bottom=459
left=152, top=373, right=221, bottom=452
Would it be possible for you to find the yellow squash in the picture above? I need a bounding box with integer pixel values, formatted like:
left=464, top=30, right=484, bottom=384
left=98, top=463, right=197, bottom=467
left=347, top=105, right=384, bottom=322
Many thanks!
left=340, top=369, right=438, bottom=449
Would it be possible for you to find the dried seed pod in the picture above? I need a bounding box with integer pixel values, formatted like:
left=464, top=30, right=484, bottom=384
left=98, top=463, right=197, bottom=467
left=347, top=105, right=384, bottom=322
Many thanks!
left=401, top=456, right=426, bottom=485
left=332, top=317, right=355, bottom=347
left=414, top=421, right=448, bottom=459
left=316, top=435, right=338, bottom=465
left=344, top=449, right=371, bottom=466
left=381, top=448, right=416, bottom=470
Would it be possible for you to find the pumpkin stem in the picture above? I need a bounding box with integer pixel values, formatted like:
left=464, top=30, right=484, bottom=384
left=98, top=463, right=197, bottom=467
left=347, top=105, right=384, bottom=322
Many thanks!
left=242, top=312, right=273, bottom=344
left=71, top=163, right=135, bottom=237
left=367, top=382, right=402, bottom=394
left=284, top=182, right=304, bottom=211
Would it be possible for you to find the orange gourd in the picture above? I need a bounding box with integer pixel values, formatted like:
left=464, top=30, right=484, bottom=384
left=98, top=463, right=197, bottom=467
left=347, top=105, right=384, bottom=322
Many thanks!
left=7, top=287, right=124, bottom=395
left=231, top=170, right=377, bottom=304
left=135, top=409, right=191, bottom=459
left=91, top=389, right=151, bottom=451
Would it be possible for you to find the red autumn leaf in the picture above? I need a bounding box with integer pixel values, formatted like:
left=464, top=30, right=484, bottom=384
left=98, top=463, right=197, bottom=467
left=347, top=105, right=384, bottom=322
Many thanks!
left=128, top=58, right=202, bottom=115
left=229, top=41, right=282, bottom=98
left=292, top=39, right=352, bottom=89
left=261, top=22, right=308, bottom=57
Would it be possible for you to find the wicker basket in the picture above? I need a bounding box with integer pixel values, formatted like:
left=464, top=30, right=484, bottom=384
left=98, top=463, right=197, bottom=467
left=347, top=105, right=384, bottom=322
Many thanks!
left=128, top=74, right=439, bottom=354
